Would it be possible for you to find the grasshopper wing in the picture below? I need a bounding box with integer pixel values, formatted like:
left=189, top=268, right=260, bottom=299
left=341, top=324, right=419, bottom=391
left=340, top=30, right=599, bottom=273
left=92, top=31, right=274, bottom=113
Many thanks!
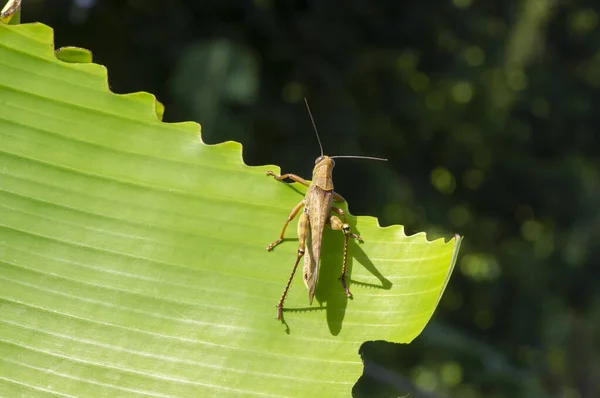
left=303, top=186, right=334, bottom=304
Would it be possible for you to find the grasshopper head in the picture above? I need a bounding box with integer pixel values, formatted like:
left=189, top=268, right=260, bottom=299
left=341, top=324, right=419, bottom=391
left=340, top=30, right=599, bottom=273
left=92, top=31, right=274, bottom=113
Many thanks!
left=312, top=155, right=335, bottom=191
left=313, top=155, right=335, bottom=175
left=314, top=155, right=335, bottom=167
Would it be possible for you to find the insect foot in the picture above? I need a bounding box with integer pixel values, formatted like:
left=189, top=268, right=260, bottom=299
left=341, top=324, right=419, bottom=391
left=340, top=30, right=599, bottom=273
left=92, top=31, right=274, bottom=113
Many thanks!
left=340, top=276, right=352, bottom=298
left=267, top=239, right=282, bottom=251
left=339, top=274, right=353, bottom=298
left=265, top=170, right=281, bottom=181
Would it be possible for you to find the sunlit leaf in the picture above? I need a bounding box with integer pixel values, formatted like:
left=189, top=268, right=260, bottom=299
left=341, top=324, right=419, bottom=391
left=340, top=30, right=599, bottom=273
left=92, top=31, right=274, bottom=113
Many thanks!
left=0, top=23, right=461, bottom=397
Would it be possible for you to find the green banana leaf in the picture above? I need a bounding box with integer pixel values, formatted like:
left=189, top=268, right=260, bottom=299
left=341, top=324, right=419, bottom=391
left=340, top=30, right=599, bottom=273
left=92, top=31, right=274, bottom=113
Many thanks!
left=0, top=22, right=462, bottom=397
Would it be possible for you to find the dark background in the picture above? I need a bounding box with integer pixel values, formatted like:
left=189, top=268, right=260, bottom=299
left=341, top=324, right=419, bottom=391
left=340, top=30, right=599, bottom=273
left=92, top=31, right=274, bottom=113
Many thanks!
left=24, top=0, right=600, bottom=397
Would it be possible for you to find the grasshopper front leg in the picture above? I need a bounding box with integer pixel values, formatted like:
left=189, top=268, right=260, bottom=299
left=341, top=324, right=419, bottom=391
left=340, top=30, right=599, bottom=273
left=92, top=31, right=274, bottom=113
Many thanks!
left=265, top=171, right=311, bottom=187
left=276, top=212, right=309, bottom=320
left=330, top=208, right=362, bottom=298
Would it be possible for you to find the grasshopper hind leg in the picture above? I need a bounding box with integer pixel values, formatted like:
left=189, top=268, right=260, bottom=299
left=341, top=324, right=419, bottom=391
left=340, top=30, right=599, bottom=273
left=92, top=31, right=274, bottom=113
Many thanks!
left=329, top=214, right=362, bottom=298
left=276, top=212, right=309, bottom=320
left=276, top=248, right=304, bottom=320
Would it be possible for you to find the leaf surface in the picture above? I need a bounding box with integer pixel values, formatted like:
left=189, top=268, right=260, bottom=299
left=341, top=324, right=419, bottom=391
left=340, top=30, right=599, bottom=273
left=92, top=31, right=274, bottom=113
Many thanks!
left=0, top=23, right=461, bottom=397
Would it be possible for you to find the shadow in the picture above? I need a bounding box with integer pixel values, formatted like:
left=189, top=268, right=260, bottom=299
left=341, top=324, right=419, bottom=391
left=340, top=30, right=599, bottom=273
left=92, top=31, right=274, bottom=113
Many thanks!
left=348, top=243, right=393, bottom=291
left=268, top=238, right=298, bottom=249
left=284, top=306, right=326, bottom=315
left=278, top=313, right=291, bottom=334
left=354, top=341, right=429, bottom=398
left=271, top=186, right=391, bottom=335
left=313, top=215, right=393, bottom=336
left=278, top=306, right=327, bottom=334
left=276, top=181, right=307, bottom=197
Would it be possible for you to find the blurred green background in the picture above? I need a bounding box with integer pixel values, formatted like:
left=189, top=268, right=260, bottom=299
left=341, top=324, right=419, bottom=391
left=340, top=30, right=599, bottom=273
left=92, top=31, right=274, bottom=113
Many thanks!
left=23, top=0, right=600, bottom=397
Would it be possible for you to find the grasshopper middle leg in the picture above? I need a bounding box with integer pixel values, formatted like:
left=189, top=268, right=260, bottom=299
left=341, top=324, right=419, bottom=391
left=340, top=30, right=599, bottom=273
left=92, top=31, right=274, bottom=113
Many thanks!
left=267, top=200, right=305, bottom=251
left=265, top=170, right=309, bottom=251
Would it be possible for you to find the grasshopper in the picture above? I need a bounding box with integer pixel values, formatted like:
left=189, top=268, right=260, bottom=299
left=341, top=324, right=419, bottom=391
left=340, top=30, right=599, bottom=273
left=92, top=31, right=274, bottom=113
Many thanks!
left=266, top=98, right=387, bottom=320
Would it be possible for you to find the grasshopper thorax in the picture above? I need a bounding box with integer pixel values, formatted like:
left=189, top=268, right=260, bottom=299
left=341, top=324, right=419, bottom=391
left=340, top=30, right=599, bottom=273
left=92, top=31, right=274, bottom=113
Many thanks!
left=312, top=155, right=335, bottom=191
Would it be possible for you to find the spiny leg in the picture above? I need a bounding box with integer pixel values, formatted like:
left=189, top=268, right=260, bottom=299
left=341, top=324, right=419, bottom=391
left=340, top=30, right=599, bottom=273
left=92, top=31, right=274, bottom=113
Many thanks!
left=331, top=206, right=362, bottom=242
left=267, top=200, right=304, bottom=251
left=277, top=212, right=309, bottom=320
left=276, top=251, right=303, bottom=320
left=265, top=171, right=311, bottom=187
left=329, top=214, right=362, bottom=298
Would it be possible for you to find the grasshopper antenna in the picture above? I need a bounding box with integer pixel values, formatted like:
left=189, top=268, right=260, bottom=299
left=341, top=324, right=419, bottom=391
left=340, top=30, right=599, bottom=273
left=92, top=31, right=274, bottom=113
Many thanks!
left=304, top=98, right=387, bottom=162
left=304, top=97, right=324, bottom=157
left=330, top=155, right=388, bottom=162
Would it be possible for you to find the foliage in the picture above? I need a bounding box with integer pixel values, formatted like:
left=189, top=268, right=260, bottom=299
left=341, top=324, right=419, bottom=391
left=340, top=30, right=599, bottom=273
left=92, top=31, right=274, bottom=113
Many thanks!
left=0, top=21, right=459, bottom=397
left=12, top=0, right=600, bottom=396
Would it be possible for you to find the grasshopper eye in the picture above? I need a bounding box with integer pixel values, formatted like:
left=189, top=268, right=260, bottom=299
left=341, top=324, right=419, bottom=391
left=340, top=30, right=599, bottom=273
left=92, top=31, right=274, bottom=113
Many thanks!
left=315, top=156, right=324, bottom=164
left=331, top=158, right=335, bottom=167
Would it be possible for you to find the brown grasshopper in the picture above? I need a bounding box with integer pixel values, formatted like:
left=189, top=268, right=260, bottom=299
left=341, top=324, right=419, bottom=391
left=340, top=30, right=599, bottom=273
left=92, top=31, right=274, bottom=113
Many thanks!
left=266, top=98, right=387, bottom=320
